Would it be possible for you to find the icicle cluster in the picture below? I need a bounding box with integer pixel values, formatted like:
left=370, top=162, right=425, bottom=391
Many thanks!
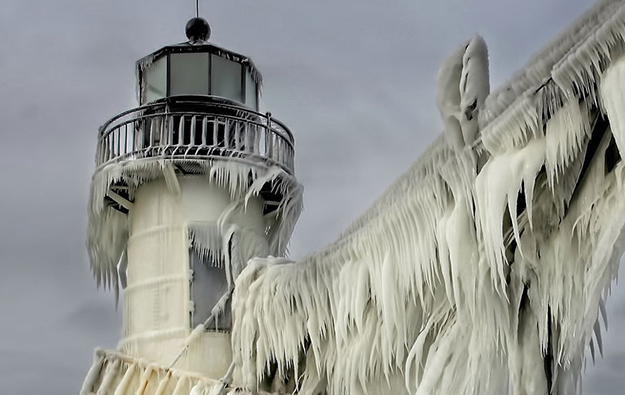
left=81, top=349, right=258, bottom=395
left=231, top=1, right=625, bottom=394
left=87, top=158, right=303, bottom=298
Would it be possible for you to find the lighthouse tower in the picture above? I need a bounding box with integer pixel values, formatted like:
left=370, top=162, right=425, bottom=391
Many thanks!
left=81, top=16, right=302, bottom=394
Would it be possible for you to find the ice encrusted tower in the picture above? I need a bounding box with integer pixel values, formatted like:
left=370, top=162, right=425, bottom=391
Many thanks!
left=82, top=17, right=302, bottom=393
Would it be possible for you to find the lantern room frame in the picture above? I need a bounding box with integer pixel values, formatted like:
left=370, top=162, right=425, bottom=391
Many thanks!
left=136, top=42, right=263, bottom=110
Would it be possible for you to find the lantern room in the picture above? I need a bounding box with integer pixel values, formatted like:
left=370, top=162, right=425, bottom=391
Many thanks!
left=136, top=17, right=261, bottom=110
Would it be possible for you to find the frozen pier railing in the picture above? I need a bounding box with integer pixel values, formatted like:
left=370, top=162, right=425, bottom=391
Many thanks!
left=96, top=96, right=295, bottom=174
left=80, top=348, right=265, bottom=395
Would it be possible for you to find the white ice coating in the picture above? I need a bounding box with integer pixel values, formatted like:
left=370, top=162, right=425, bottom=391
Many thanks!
left=80, top=349, right=259, bottom=395
left=601, top=53, right=625, bottom=154
left=436, top=35, right=490, bottom=150
left=81, top=1, right=625, bottom=394
left=229, top=2, right=625, bottom=394
left=87, top=158, right=303, bottom=298
left=478, top=0, right=625, bottom=155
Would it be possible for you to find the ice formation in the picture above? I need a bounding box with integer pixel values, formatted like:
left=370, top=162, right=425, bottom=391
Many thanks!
left=87, top=158, right=303, bottom=300
left=81, top=349, right=252, bottom=395
left=230, top=1, right=625, bottom=394
left=81, top=1, right=625, bottom=394
left=437, top=35, right=490, bottom=150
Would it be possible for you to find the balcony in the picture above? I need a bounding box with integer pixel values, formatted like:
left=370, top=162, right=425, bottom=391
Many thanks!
left=96, top=97, right=295, bottom=175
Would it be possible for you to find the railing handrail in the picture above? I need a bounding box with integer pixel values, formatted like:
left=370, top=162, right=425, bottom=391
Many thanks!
left=101, top=111, right=294, bottom=150
left=99, top=96, right=294, bottom=142
left=95, top=96, right=295, bottom=174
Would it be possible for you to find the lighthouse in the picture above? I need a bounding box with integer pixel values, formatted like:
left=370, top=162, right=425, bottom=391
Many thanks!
left=81, top=16, right=302, bottom=394
left=80, top=1, right=625, bottom=394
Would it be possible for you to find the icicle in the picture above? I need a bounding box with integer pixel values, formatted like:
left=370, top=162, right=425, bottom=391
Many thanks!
left=171, top=376, right=191, bottom=395
left=599, top=297, right=608, bottom=329
left=134, top=366, right=155, bottom=395
left=153, top=371, right=172, bottom=395
left=80, top=352, right=105, bottom=395
left=96, top=358, right=121, bottom=395
left=589, top=339, right=596, bottom=365
left=593, top=320, right=604, bottom=357
left=160, top=160, right=181, bottom=196
left=600, top=53, right=625, bottom=156
left=475, top=137, right=546, bottom=290
left=545, top=100, right=590, bottom=192
left=112, top=362, right=138, bottom=395
left=231, top=97, right=625, bottom=395
left=88, top=158, right=303, bottom=292
left=188, top=222, right=224, bottom=266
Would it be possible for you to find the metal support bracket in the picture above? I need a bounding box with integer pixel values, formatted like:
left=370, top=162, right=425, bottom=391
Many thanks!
left=160, top=160, right=182, bottom=196
left=106, top=189, right=134, bottom=211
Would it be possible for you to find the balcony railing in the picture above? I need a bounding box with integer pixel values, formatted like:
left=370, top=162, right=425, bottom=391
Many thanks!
left=96, top=97, right=295, bottom=174
left=81, top=348, right=266, bottom=395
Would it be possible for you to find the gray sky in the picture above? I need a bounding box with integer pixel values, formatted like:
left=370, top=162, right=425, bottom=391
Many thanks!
left=1, top=0, right=623, bottom=393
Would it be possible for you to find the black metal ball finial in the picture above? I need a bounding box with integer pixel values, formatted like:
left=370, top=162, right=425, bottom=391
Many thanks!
left=186, top=17, right=211, bottom=42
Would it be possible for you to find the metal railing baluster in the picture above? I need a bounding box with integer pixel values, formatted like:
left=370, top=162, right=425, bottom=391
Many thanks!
left=212, top=117, right=218, bottom=149
left=96, top=102, right=295, bottom=175
left=265, top=128, right=272, bottom=158
left=224, top=119, right=231, bottom=149
left=167, top=115, right=174, bottom=153
left=234, top=122, right=241, bottom=151
left=116, top=129, right=121, bottom=157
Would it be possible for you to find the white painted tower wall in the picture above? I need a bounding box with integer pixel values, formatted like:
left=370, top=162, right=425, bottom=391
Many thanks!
left=120, top=175, right=268, bottom=378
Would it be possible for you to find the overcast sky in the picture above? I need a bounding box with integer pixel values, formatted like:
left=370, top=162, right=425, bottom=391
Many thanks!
left=1, top=0, right=624, bottom=394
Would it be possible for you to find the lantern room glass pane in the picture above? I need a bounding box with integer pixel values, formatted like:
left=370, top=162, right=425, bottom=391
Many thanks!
left=143, top=56, right=167, bottom=104
left=170, top=53, right=210, bottom=96
left=245, top=71, right=258, bottom=110
left=211, top=55, right=243, bottom=103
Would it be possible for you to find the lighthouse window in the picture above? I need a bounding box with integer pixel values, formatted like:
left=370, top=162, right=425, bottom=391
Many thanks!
left=245, top=71, right=258, bottom=110
left=170, top=53, right=210, bottom=96
left=190, top=250, right=231, bottom=330
left=143, top=56, right=167, bottom=103
left=210, top=55, right=243, bottom=103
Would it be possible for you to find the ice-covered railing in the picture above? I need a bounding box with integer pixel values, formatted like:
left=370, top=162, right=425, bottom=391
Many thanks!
left=229, top=2, right=625, bottom=394
left=81, top=348, right=266, bottom=395
left=96, top=97, right=295, bottom=174
left=476, top=0, right=625, bottom=154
